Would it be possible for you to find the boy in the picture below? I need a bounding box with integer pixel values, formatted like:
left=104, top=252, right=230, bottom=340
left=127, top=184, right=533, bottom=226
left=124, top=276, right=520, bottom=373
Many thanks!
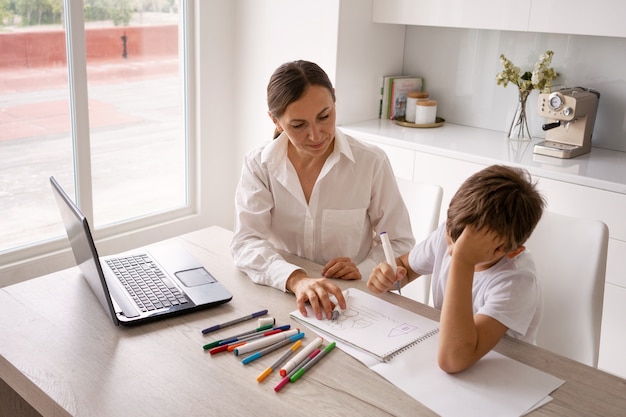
left=367, top=165, right=546, bottom=373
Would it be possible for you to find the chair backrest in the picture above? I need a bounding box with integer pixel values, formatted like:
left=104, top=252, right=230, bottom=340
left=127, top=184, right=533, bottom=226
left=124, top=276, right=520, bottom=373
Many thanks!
left=395, top=178, right=443, bottom=305
left=524, top=210, right=608, bottom=367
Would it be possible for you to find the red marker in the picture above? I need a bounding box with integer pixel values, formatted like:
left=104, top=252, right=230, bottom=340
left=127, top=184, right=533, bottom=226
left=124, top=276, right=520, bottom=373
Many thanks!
left=274, top=348, right=321, bottom=392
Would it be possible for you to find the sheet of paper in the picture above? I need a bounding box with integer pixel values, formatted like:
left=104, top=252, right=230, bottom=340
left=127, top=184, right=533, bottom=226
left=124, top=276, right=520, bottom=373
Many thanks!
left=371, top=333, right=563, bottom=417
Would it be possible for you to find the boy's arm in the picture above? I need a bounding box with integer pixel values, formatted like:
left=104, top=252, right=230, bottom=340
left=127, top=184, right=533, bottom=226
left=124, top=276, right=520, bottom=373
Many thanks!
left=437, top=227, right=509, bottom=374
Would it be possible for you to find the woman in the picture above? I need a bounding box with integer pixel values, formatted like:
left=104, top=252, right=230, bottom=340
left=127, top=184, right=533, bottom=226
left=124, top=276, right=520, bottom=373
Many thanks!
left=231, top=60, right=414, bottom=320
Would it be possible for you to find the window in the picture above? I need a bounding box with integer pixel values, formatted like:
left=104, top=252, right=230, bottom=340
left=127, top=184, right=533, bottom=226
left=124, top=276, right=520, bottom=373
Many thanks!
left=0, top=0, right=198, bottom=285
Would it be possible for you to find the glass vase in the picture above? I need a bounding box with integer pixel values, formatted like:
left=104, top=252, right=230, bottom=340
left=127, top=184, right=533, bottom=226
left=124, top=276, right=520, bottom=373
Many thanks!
left=508, top=89, right=532, bottom=141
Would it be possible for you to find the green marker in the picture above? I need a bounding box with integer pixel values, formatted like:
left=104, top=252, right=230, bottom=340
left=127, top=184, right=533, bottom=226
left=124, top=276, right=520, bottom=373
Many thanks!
left=202, top=323, right=274, bottom=350
left=290, top=342, right=336, bottom=382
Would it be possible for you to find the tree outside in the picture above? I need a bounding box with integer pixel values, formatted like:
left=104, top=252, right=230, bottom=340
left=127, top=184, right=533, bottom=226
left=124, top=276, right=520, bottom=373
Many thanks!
left=0, top=0, right=179, bottom=28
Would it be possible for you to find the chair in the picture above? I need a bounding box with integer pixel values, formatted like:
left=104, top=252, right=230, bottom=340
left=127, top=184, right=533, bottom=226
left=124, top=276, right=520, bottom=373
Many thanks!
left=524, top=210, right=609, bottom=367
left=394, top=178, right=443, bottom=305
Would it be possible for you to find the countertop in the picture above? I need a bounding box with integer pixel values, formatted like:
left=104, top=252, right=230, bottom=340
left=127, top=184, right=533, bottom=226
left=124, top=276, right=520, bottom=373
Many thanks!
left=339, top=119, right=626, bottom=195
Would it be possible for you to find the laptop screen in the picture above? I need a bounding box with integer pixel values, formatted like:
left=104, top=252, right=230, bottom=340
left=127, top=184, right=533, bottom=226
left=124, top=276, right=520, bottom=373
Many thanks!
left=50, top=176, right=120, bottom=325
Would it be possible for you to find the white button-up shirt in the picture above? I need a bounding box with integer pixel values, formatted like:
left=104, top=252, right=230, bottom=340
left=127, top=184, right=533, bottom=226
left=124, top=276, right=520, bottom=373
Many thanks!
left=230, top=129, right=415, bottom=291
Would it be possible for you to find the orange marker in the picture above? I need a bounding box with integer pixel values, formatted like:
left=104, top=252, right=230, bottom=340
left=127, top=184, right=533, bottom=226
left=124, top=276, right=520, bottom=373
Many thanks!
left=256, top=339, right=303, bottom=382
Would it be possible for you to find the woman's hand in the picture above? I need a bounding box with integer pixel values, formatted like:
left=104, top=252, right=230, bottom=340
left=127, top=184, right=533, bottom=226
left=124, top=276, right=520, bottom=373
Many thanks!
left=321, top=257, right=361, bottom=280
left=287, top=271, right=347, bottom=320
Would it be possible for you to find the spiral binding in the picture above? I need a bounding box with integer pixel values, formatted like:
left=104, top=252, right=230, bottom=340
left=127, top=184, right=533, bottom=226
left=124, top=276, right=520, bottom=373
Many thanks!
left=382, top=327, right=440, bottom=362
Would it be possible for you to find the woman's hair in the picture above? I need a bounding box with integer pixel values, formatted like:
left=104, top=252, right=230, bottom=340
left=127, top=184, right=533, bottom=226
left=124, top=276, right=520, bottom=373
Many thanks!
left=446, top=165, right=546, bottom=252
left=267, top=60, right=335, bottom=138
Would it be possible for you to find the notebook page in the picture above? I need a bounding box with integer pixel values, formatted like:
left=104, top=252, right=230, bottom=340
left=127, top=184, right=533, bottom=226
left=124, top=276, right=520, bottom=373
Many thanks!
left=290, top=288, right=439, bottom=362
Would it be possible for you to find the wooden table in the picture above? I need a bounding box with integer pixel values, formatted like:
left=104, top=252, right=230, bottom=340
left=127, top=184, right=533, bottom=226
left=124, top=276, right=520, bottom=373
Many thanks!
left=1, top=226, right=625, bottom=417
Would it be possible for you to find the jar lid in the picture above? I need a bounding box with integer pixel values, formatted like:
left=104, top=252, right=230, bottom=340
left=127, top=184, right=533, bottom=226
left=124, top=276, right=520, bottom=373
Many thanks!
left=408, top=91, right=429, bottom=99
left=416, top=99, right=437, bottom=106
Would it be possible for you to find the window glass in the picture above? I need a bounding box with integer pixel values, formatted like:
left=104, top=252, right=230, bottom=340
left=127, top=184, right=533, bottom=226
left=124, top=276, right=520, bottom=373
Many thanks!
left=0, top=0, right=73, bottom=251
left=0, top=0, right=187, bottom=253
left=86, top=2, right=186, bottom=227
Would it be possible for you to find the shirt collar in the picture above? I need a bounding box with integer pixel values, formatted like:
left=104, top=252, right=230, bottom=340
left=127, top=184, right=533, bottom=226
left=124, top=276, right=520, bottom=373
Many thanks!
left=261, top=129, right=355, bottom=168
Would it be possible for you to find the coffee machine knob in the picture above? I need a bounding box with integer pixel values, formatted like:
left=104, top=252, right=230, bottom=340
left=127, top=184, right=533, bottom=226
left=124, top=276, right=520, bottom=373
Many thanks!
left=563, top=107, right=573, bottom=116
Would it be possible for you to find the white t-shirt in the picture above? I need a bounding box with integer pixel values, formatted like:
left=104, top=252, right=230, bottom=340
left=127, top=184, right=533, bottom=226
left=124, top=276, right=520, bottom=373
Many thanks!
left=408, top=223, right=543, bottom=343
left=231, top=129, right=414, bottom=291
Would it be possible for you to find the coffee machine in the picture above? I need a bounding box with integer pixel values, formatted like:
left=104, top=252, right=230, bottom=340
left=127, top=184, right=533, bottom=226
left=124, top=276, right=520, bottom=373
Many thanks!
left=534, top=87, right=600, bottom=159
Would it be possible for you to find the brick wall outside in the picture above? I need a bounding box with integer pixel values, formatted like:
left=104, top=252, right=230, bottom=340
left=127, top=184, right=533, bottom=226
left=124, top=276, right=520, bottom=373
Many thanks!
left=0, top=25, right=178, bottom=69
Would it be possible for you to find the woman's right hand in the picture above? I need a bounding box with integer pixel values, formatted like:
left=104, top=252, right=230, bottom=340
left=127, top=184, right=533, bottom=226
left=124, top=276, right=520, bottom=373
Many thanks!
left=287, top=271, right=347, bottom=320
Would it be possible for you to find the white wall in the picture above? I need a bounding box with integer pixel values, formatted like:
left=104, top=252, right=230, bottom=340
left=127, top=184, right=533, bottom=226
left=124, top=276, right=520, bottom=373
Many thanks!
left=402, top=27, right=626, bottom=152
left=334, top=0, right=405, bottom=125
left=197, top=1, right=237, bottom=229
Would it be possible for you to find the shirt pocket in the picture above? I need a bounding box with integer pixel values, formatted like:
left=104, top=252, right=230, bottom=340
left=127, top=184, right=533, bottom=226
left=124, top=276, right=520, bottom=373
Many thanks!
left=321, top=208, right=368, bottom=261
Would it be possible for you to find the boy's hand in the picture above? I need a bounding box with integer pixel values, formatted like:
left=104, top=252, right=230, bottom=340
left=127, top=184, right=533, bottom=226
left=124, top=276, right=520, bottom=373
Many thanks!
left=450, top=226, right=507, bottom=268
left=367, top=262, right=405, bottom=294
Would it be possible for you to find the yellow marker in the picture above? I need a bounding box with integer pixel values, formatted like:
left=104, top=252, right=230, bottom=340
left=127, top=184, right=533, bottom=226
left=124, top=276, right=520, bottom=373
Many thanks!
left=256, top=340, right=303, bottom=382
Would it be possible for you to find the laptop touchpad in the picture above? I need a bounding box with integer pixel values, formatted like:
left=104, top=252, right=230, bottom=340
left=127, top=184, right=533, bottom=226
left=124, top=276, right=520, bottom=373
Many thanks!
left=175, top=268, right=217, bottom=287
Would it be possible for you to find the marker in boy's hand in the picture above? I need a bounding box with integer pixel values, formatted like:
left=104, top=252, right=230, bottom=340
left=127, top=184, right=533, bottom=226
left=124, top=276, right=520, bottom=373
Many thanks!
left=380, top=232, right=402, bottom=294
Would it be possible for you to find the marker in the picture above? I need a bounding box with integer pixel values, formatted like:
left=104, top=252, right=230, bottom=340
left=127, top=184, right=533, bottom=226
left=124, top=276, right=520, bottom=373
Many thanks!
left=220, top=324, right=291, bottom=346
left=234, top=329, right=300, bottom=356
left=201, top=309, right=268, bottom=334
left=255, top=339, right=303, bottom=381
left=380, top=232, right=401, bottom=295
left=226, top=327, right=290, bottom=352
left=242, top=332, right=305, bottom=365
left=279, top=336, right=323, bottom=377
left=331, top=289, right=350, bottom=321
left=274, top=349, right=320, bottom=392
left=290, top=342, right=336, bottom=382
left=202, top=323, right=274, bottom=350
left=211, top=327, right=290, bottom=355
left=209, top=341, right=246, bottom=355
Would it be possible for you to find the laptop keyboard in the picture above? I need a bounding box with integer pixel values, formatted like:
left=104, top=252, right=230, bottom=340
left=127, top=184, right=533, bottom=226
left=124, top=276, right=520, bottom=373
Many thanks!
left=105, top=254, right=189, bottom=312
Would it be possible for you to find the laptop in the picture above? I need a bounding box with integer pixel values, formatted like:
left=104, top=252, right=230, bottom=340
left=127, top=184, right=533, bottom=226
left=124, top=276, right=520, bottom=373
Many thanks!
left=50, top=176, right=233, bottom=326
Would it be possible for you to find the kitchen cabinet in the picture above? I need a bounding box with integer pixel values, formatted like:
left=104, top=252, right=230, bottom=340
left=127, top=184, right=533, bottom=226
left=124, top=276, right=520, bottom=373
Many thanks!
left=340, top=119, right=626, bottom=379
left=372, top=0, right=529, bottom=32
left=373, top=0, right=626, bottom=38
left=528, top=1, right=626, bottom=38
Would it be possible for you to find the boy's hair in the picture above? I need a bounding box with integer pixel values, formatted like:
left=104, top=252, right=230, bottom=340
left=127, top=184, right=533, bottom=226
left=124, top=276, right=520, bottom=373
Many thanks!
left=446, top=165, right=546, bottom=252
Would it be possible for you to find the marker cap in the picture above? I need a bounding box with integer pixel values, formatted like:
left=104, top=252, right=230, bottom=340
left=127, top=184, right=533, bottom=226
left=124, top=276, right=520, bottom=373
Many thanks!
left=258, top=317, right=276, bottom=327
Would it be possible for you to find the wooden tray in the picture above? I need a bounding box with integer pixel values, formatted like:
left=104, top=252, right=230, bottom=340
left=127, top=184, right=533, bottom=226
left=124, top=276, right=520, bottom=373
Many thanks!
left=394, top=116, right=445, bottom=128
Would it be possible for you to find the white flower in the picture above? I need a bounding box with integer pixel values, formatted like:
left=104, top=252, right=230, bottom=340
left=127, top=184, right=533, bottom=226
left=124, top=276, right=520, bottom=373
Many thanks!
left=496, top=50, right=559, bottom=93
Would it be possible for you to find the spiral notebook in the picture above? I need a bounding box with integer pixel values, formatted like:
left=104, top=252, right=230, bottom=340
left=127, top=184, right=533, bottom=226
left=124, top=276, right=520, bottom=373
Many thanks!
left=289, top=288, right=439, bottom=362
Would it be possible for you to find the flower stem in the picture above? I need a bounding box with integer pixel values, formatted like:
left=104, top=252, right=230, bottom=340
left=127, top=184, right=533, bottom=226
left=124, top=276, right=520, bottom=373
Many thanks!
left=508, top=89, right=532, bottom=141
